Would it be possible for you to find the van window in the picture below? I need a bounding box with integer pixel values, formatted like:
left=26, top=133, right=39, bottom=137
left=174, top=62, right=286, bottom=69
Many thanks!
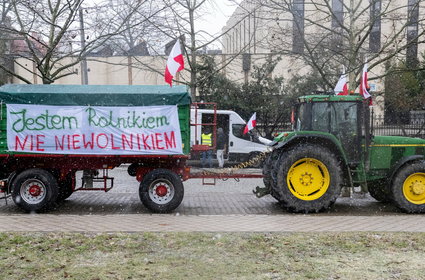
left=232, top=124, right=251, bottom=141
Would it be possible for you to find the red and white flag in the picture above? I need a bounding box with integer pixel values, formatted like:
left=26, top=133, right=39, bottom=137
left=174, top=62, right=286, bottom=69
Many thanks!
left=164, top=39, right=184, bottom=87
left=334, top=69, right=348, bottom=95
left=359, top=62, right=371, bottom=100
left=243, top=112, right=257, bottom=134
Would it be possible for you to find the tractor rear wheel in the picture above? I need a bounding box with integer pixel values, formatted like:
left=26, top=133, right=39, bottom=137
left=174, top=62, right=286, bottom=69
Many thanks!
left=390, top=162, right=425, bottom=213
left=273, top=144, right=343, bottom=213
left=262, top=150, right=280, bottom=200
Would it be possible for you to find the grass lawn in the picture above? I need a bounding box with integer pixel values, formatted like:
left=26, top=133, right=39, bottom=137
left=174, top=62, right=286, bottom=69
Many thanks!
left=1, top=232, right=424, bottom=279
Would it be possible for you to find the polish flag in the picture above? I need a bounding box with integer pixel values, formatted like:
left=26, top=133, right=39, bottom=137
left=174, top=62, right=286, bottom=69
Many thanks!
left=334, top=72, right=348, bottom=95
left=243, top=112, right=257, bottom=134
left=164, top=39, right=184, bottom=86
left=359, top=62, right=371, bottom=100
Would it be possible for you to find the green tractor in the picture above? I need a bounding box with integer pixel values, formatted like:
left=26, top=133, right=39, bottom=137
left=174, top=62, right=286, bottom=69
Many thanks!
left=261, top=94, right=425, bottom=213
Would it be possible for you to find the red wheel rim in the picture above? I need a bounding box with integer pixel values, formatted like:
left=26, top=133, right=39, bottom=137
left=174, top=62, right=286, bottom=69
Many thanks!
left=155, top=185, right=168, bottom=197
left=28, top=185, right=42, bottom=197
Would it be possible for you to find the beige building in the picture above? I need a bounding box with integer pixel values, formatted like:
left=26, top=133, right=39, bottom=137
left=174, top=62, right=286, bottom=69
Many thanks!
left=220, top=0, right=425, bottom=115
left=223, top=0, right=425, bottom=88
left=12, top=0, right=425, bottom=117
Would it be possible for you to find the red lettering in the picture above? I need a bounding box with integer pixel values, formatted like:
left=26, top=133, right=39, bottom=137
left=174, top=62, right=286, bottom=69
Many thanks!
left=142, top=134, right=151, bottom=150
left=155, top=133, right=164, bottom=150
left=36, top=135, right=45, bottom=151
left=110, top=134, right=120, bottom=150
left=15, top=135, right=28, bottom=151
left=29, top=135, right=34, bottom=150
left=72, top=134, right=81, bottom=149
left=122, top=134, right=133, bottom=150
left=151, top=134, right=156, bottom=149
left=67, top=135, right=71, bottom=150
left=164, top=131, right=176, bottom=149
left=55, top=135, right=64, bottom=150
left=83, top=133, right=95, bottom=149
left=96, top=133, right=108, bottom=149
left=137, top=134, right=141, bottom=150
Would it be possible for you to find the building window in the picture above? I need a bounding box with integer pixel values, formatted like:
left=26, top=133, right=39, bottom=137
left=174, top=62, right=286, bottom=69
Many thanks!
left=331, top=0, right=344, bottom=52
left=292, top=0, right=304, bottom=54
left=332, top=0, right=343, bottom=29
left=369, top=0, right=381, bottom=53
left=407, top=0, right=419, bottom=67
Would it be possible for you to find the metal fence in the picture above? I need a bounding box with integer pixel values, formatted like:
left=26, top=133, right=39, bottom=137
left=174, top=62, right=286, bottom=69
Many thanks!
left=372, top=112, right=425, bottom=139
left=257, top=113, right=425, bottom=139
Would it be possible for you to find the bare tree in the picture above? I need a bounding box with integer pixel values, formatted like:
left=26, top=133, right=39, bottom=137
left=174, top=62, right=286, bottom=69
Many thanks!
left=91, top=0, right=169, bottom=56
left=137, top=0, right=253, bottom=100
left=1, top=0, right=149, bottom=84
left=255, top=0, right=425, bottom=91
left=0, top=0, right=13, bottom=84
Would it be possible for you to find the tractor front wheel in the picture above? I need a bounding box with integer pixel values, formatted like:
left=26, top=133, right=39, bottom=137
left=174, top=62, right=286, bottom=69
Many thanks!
left=391, top=162, right=425, bottom=213
left=273, top=144, right=343, bottom=213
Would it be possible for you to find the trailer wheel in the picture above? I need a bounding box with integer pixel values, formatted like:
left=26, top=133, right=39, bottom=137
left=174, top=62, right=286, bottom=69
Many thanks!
left=57, top=174, right=74, bottom=202
left=368, top=179, right=391, bottom=203
left=391, top=162, right=425, bottom=213
left=139, top=169, right=184, bottom=213
left=127, top=163, right=140, bottom=177
left=274, top=144, right=342, bottom=213
left=11, top=169, right=59, bottom=212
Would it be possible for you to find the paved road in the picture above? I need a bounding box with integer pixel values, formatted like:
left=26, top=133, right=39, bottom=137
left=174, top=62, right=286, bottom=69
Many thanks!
left=1, top=166, right=424, bottom=232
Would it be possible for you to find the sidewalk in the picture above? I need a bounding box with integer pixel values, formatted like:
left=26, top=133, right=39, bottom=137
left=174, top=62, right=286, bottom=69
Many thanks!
left=1, top=173, right=422, bottom=232
left=1, top=214, right=425, bottom=232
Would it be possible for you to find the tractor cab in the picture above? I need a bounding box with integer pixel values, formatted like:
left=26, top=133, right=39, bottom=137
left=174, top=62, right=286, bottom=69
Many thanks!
left=293, top=94, right=368, bottom=163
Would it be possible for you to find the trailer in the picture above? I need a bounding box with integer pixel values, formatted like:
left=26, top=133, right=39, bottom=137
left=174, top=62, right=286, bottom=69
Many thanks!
left=0, top=84, right=196, bottom=213
left=0, top=84, right=263, bottom=213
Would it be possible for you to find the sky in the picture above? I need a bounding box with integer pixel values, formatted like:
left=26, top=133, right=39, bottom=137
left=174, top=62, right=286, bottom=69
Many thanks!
left=197, top=0, right=240, bottom=37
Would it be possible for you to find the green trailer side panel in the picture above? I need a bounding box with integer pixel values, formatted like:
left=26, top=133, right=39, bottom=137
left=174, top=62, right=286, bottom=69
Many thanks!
left=0, top=84, right=190, bottom=106
left=179, top=104, right=190, bottom=155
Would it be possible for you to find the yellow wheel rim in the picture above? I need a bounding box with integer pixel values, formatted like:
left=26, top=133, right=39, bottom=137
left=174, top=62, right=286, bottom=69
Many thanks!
left=287, top=158, right=330, bottom=201
left=402, top=172, right=425, bottom=205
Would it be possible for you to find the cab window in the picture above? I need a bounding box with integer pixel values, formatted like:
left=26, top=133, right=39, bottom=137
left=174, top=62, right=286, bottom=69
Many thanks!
left=232, top=124, right=250, bottom=140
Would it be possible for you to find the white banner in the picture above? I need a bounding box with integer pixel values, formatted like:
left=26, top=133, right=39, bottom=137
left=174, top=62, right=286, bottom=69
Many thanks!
left=7, top=104, right=183, bottom=155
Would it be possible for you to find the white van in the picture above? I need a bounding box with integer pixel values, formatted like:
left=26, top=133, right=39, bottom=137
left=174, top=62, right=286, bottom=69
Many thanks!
left=190, top=109, right=270, bottom=166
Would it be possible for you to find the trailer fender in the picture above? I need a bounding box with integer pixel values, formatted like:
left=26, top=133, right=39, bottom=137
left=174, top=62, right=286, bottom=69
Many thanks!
left=136, top=167, right=153, bottom=182
left=6, top=171, right=17, bottom=194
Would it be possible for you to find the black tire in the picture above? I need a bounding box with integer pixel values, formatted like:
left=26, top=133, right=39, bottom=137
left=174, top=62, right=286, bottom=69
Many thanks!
left=127, top=163, right=140, bottom=177
left=273, top=144, right=343, bottom=213
left=11, top=169, right=59, bottom=212
left=139, top=169, right=184, bottom=213
left=390, top=161, right=425, bottom=213
left=57, top=174, right=74, bottom=202
left=263, top=150, right=280, bottom=200
left=368, top=179, right=391, bottom=203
